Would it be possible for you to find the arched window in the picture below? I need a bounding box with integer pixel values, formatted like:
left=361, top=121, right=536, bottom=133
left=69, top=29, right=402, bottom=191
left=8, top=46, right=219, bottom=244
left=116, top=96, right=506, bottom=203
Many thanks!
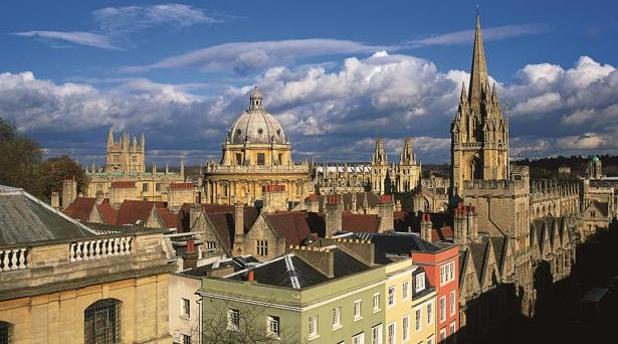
left=84, top=299, right=121, bottom=344
left=0, top=321, right=13, bottom=344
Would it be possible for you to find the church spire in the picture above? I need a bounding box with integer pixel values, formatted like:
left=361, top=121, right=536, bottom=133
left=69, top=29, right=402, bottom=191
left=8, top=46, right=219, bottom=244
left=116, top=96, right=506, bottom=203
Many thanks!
left=107, top=127, right=114, bottom=146
left=468, top=10, right=489, bottom=107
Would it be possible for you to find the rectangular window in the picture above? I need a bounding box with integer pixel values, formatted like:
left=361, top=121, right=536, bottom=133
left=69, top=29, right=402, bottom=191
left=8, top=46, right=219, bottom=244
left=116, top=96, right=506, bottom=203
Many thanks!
left=415, top=308, right=421, bottom=331
left=373, top=293, right=381, bottom=312
left=427, top=302, right=433, bottom=324
left=142, top=183, right=149, bottom=192
left=257, top=153, right=265, bottom=165
left=415, top=272, right=426, bottom=293
left=402, top=315, right=410, bottom=341
left=440, top=261, right=455, bottom=286
left=427, top=335, right=434, bottom=344
left=227, top=309, right=240, bottom=331
left=309, top=315, right=318, bottom=338
left=267, top=316, right=280, bottom=338
left=439, top=297, right=446, bottom=322
left=256, top=240, right=268, bottom=256
left=236, top=153, right=243, bottom=165
left=450, top=291, right=456, bottom=316
left=354, top=299, right=362, bottom=320
left=450, top=321, right=456, bottom=336
left=156, top=183, right=161, bottom=192
left=205, top=241, right=216, bottom=252
left=353, top=332, right=365, bottom=344
left=181, top=298, right=190, bottom=318
left=372, top=324, right=383, bottom=344
left=402, top=281, right=409, bottom=300
left=439, top=328, right=447, bottom=341
left=387, top=322, right=396, bottom=344
left=332, top=307, right=341, bottom=329
left=388, top=287, right=395, bottom=307
left=182, top=334, right=191, bottom=344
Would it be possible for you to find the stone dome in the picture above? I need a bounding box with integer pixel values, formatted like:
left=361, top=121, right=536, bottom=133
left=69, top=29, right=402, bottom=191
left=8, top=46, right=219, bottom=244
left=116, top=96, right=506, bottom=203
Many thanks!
left=227, top=87, right=288, bottom=145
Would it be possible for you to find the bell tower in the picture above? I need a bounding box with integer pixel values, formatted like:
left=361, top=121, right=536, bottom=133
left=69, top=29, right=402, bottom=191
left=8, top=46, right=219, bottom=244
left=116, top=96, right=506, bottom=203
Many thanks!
left=451, top=12, right=509, bottom=196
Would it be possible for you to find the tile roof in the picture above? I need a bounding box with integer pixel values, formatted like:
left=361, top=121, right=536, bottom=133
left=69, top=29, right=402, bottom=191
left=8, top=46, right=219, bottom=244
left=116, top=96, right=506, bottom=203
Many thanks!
left=63, top=197, right=97, bottom=222
left=0, top=185, right=97, bottom=247
left=264, top=212, right=324, bottom=245
left=110, top=181, right=136, bottom=189
left=206, top=207, right=259, bottom=252
left=115, top=200, right=166, bottom=225
left=97, top=201, right=117, bottom=224
left=342, top=212, right=379, bottom=233
left=156, top=207, right=181, bottom=229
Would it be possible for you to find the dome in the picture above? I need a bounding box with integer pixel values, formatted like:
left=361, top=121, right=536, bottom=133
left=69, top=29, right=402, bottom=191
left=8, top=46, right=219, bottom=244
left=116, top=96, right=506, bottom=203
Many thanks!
left=227, top=87, right=288, bottom=145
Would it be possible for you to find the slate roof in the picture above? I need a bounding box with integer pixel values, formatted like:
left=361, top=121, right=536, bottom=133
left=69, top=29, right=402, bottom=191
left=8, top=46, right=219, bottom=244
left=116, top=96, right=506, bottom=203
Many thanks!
left=226, top=247, right=373, bottom=289
left=183, top=255, right=259, bottom=277
left=348, top=231, right=447, bottom=255
left=0, top=185, right=97, bottom=247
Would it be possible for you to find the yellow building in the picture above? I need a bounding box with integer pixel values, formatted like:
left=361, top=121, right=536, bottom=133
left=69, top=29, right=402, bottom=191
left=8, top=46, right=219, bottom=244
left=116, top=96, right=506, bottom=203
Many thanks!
left=0, top=184, right=174, bottom=343
left=202, top=87, right=311, bottom=206
left=383, top=259, right=437, bottom=344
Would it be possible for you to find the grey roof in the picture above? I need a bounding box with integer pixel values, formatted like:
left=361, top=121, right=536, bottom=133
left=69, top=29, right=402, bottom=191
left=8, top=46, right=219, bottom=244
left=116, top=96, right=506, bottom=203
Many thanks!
left=0, top=185, right=97, bottom=247
left=351, top=231, right=448, bottom=255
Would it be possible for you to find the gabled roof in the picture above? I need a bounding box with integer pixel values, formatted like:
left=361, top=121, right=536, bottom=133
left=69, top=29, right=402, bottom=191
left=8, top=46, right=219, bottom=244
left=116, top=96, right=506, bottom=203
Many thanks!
left=0, top=185, right=97, bottom=247
left=115, top=200, right=166, bottom=225
left=342, top=212, right=379, bottom=233
left=156, top=207, right=180, bottom=229
left=264, top=211, right=324, bottom=245
left=63, top=197, right=97, bottom=222
left=206, top=207, right=259, bottom=252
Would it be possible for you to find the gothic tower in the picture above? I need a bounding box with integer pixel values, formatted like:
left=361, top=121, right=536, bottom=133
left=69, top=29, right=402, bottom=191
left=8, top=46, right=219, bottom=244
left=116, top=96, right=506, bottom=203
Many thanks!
left=451, top=13, right=509, bottom=196
left=397, top=137, right=421, bottom=192
left=371, top=138, right=389, bottom=194
left=106, top=127, right=146, bottom=173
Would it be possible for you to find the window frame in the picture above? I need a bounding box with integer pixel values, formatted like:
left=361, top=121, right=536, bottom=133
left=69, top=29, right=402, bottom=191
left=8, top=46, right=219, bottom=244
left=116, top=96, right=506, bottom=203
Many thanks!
left=332, top=306, right=342, bottom=329
left=449, top=290, right=456, bottom=316
left=308, top=315, right=319, bottom=339
left=267, top=315, right=280, bottom=339
left=387, top=286, right=396, bottom=307
left=353, top=299, right=363, bottom=321
left=180, top=298, right=191, bottom=318
left=402, top=314, right=410, bottom=342
left=439, top=296, right=446, bottom=323
left=227, top=308, right=240, bottom=331
left=372, top=292, right=381, bottom=312
left=371, top=324, right=383, bottom=344
left=402, top=280, right=409, bottom=300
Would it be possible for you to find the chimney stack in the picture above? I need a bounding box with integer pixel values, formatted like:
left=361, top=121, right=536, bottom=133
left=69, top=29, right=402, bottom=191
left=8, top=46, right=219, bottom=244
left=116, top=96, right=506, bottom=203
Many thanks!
left=182, top=239, right=198, bottom=270
left=306, top=194, right=320, bottom=213
left=420, top=212, right=432, bottom=242
left=377, top=195, right=394, bottom=233
left=95, top=191, right=105, bottom=205
left=453, top=203, right=468, bottom=245
left=61, top=177, right=77, bottom=209
left=234, top=201, right=245, bottom=248
left=468, top=205, right=478, bottom=241
left=51, top=191, right=60, bottom=209
left=325, top=194, right=343, bottom=237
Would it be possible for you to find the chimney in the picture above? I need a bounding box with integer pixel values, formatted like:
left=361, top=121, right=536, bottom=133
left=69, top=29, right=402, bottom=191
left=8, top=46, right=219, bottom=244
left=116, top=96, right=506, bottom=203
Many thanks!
left=377, top=195, right=394, bottom=233
left=420, top=212, right=432, bottom=242
left=234, top=202, right=245, bottom=247
left=51, top=191, right=60, bottom=209
left=61, top=177, right=77, bottom=209
left=306, top=194, right=319, bottom=213
left=247, top=270, right=255, bottom=283
left=453, top=203, right=468, bottom=245
left=182, top=239, right=198, bottom=270
left=95, top=191, right=105, bottom=205
left=325, top=195, right=343, bottom=237
left=262, top=184, right=287, bottom=212
left=351, top=192, right=358, bottom=213
left=290, top=246, right=335, bottom=278
left=468, top=205, right=478, bottom=241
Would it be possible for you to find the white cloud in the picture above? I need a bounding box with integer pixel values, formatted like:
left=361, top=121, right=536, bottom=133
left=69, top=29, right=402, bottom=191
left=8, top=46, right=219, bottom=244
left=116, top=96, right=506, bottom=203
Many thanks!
left=410, top=24, right=548, bottom=46
left=93, top=3, right=221, bottom=33
left=121, top=39, right=390, bottom=74
left=12, top=31, right=120, bottom=50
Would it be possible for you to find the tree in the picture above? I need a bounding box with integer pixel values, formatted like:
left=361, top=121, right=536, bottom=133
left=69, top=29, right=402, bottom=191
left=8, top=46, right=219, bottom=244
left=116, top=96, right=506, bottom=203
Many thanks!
left=201, top=299, right=298, bottom=344
left=40, top=155, right=86, bottom=198
left=0, top=118, right=45, bottom=197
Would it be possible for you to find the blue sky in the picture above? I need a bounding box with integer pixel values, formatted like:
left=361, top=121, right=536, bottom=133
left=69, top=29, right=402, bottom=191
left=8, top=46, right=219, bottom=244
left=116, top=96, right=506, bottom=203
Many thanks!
left=1, top=0, right=617, bottom=165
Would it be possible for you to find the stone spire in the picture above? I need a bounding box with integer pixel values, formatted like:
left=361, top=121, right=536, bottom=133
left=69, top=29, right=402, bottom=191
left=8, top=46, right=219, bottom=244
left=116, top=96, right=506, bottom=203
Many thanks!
left=107, top=127, right=114, bottom=146
left=372, top=138, right=387, bottom=165
left=400, top=137, right=414, bottom=165
left=468, top=11, right=489, bottom=109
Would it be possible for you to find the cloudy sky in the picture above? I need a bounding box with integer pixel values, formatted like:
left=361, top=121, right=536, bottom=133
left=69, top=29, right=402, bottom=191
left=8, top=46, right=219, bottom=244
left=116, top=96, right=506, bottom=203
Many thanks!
left=1, top=0, right=617, bottom=166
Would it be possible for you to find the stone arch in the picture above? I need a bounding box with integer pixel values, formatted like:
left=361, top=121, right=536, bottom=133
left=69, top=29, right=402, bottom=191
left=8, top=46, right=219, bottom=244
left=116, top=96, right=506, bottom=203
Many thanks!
left=84, top=298, right=122, bottom=344
left=469, top=155, right=482, bottom=180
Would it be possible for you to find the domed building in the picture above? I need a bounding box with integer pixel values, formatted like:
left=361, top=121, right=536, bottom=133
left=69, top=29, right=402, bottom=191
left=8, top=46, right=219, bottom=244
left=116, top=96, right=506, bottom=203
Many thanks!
left=202, top=87, right=311, bottom=206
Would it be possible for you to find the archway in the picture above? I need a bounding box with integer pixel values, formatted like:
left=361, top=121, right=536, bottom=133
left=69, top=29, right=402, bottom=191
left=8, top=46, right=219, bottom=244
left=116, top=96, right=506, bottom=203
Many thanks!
left=84, top=299, right=122, bottom=344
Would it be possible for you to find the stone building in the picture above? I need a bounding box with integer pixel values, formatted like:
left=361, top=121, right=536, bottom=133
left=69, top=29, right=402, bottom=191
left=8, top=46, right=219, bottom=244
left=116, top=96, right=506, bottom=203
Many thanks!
left=83, top=129, right=189, bottom=206
left=312, top=137, right=422, bottom=195
left=202, top=87, right=311, bottom=206
left=0, top=184, right=174, bottom=343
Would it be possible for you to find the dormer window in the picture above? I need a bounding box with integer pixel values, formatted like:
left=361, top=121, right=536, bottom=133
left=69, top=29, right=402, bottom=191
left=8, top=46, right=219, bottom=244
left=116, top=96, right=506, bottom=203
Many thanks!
left=415, top=272, right=426, bottom=293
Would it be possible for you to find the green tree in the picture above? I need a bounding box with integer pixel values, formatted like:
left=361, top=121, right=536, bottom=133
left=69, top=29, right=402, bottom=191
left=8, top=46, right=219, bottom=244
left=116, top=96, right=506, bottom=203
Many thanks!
left=0, top=118, right=45, bottom=197
left=40, top=155, right=86, bottom=198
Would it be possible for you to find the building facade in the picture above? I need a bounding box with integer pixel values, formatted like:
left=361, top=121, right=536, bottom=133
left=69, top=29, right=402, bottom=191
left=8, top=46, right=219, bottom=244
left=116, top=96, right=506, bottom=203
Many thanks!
left=202, top=87, right=311, bottom=206
left=0, top=184, right=174, bottom=344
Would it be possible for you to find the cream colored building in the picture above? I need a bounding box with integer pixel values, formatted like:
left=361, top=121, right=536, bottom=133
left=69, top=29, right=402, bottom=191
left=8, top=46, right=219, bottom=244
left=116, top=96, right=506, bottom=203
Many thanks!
left=202, top=87, right=311, bottom=206
left=0, top=184, right=173, bottom=344
left=411, top=267, right=437, bottom=344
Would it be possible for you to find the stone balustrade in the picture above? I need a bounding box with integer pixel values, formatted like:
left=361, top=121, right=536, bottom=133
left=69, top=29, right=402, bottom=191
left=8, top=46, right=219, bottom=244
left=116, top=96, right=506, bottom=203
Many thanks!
left=0, top=247, right=28, bottom=272
left=69, top=236, right=133, bottom=262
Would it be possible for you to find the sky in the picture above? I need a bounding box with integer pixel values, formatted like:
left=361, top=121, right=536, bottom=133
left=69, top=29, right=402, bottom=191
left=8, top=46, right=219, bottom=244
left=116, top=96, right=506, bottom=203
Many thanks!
left=1, top=0, right=618, bottom=166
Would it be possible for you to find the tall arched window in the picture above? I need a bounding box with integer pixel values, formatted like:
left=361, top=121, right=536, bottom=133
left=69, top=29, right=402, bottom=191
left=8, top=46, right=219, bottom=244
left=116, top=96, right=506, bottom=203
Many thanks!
left=0, top=321, right=13, bottom=344
left=84, top=299, right=121, bottom=344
